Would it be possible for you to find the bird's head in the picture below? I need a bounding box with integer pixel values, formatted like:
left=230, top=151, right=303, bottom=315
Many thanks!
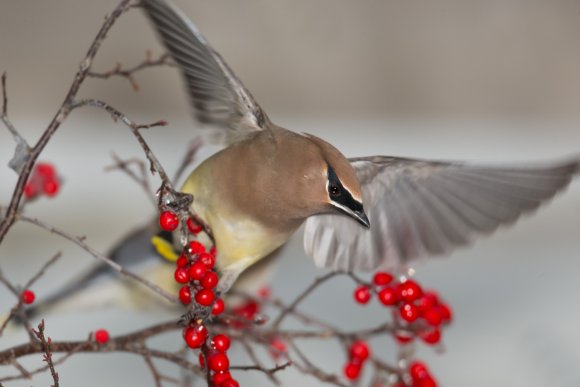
left=303, top=134, right=370, bottom=229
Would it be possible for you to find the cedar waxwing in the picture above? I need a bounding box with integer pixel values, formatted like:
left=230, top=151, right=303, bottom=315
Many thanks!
left=142, top=0, right=579, bottom=294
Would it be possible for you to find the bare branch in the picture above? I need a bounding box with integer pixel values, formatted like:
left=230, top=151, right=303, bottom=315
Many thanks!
left=23, top=252, right=62, bottom=290
left=105, top=154, right=156, bottom=206
left=0, top=0, right=133, bottom=245
left=18, top=215, right=178, bottom=304
left=32, top=320, right=59, bottom=387
left=1, top=72, right=31, bottom=174
left=0, top=252, right=61, bottom=336
left=88, top=51, right=172, bottom=91
left=271, top=271, right=339, bottom=328
left=71, top=98, right=171, bottom=185
left=173, top=137, right=203, bottom=185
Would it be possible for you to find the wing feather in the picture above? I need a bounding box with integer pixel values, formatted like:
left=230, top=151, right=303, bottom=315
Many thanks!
left=142, top=0, right=269, bottom=145
left=304, top=156, right=579, bottom=271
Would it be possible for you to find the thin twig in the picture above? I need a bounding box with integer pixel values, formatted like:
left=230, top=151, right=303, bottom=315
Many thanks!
left=288, top=340, right=348, bottom=387
left=143, top=351, right=164, bottom=387
left=1, top=72, right=31, bottom=174
left=0, top=0, right=133, bottom=245
left=230, top=361, right=292, bottom=376
left=271, top=271, right=339, bottom=328
left=33, top=320, right=59, bottom=387
left=240, top=338, right=280, bottom=385
left=173, top=137, right=203, bottom=184
left=88, top=52, right=172, bottom=91
left=18, top=215, right=177, bottom=304
left=71, top=98, right=171, bottom=184
left=0, top=252, right=61, bottom=336
left=23, top=252, right=62, bottom=290
left=105, top=154, right=156, bottom=206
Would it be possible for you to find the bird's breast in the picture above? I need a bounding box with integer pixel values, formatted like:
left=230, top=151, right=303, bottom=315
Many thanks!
left=181, top=158, right=295, bottom=272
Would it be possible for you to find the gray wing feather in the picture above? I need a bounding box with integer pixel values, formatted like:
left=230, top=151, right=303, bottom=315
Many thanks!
left=142, top=0, right=268, bottom=145
left=304, top=156, right=579, bottom=272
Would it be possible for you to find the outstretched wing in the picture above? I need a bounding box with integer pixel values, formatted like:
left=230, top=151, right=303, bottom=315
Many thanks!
left=142, top=0, right=269, bottom=145
left=304, top=156, right=579, bottom=272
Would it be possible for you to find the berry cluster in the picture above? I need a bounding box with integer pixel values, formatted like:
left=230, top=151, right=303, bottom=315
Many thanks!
left=175, top=240, right=219, bottom=308
left=184, top=324, right=238, bottom=385
left=343, top=340, right=370, bottom=380
left=161, top=211, right=237, bottom=385
left=350, top=272, right=453, bottom=385
left=353, top=272, right=452, bottom=345
left=23, top=162, right=60, bottom=200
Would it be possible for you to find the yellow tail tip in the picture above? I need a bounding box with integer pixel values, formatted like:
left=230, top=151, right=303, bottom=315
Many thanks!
left=151, top=235, right=179, bottom=262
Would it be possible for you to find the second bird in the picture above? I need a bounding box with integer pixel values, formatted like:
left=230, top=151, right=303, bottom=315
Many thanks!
left=142, top=0, right=579, bottom=294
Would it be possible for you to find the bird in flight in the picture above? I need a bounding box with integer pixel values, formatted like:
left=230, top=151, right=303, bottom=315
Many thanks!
left=142, top=0, right=579, bottom=294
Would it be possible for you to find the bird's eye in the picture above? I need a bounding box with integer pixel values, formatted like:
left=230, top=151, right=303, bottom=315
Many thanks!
left=329, top=185, right=341, bottom=196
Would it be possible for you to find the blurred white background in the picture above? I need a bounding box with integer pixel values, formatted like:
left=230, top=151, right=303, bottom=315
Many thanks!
left=1, top=1, right=580, bottom=386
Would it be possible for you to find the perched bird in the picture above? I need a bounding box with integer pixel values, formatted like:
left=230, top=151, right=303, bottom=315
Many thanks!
left=142, top=0, right=579, bottom=294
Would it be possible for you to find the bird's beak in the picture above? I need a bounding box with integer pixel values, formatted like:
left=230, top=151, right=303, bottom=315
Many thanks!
left=332, top=202, right=371, bottom=228
left=352, top=209, right=371, bottom=229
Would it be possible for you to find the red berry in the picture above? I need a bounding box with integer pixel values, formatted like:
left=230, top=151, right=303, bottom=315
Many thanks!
left=199, top=252, right=215, bottom=269
left=195, top=288, right=215, bottom=306
left=416, top=292, right=438, bottom=314
left=219, top=379, right=239, bottom=387
left=349, top=340, right=370, bottom=361
left=201, top=271, right=219, bottom=288
left=398, top=279, right=423, bottom=302
left=270, top=338, right=287, bottom=356
left=234, top=300, right=259, bottom=319
left=36, top=163, right=56, bottom=177
left=186, top=217, right=203, bottom=234
left=420, top=328, right=441, bottom=345
left=21, top=289, right=35, bottom=304
left=257, top=286, right=271, bottom=299
left=415, top=376, right=437, bottom=387
left=94, top=329, right=109, bottom=344
left=208, top=352, right=230, bottom=372
left=409, top=361, right=429, bottom=380
left=400, top=302, right=420, bottom=322
left=353, top=286, right=371, bottom=304
left=212, top=298, right=225, bottom=315
left=159, top=211, right=179, bottom=231
left=210, top=246, right=217, bottom=256
left=183, top=325, right=207, bottom=348
left=378, top=286, right=399, bottom=306
left=211, top=334, right=231, bottom=352
left=343, top=361, right=361, bottom=380
left=394, top=331, right=414, bottom=344
left=174, top=267, right=189, bottom=284
left=373, top=272, right=393, bottom=286
left=212, top=371, right=231, bottom=385
left=189, top=261, right=207, bottom=281
left=179, top=286, right=191, bottom=304
left=422, top=307, right=443, bottom=326
left=42, top=179, right=59, bottom=196
left=176, top=254, right=188, bottom=268
left=24, top=182, right=38, bottom=199
left=436, top=303, right=452, bottom=323
left=199, top=353, right=206, bottom=368
left=188, top=241, right=206, bottom=255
